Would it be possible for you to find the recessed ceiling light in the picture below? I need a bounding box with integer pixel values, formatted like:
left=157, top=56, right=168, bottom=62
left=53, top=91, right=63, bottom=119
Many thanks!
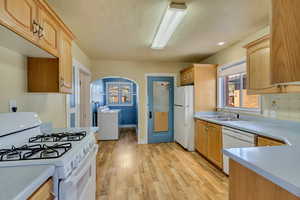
left=218, top=42, right=226, bottom=46
left=151, top=2, right=187, bottom=49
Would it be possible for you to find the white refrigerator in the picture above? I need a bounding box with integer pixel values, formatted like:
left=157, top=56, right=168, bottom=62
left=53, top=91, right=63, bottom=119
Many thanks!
left=174, top=86, right=195, bottom=151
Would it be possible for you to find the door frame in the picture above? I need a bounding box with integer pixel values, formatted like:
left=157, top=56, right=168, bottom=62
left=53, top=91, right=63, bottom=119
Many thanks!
left=144, top=73, right=177, bottom=144
left=66, top=58, right=91, bottom=128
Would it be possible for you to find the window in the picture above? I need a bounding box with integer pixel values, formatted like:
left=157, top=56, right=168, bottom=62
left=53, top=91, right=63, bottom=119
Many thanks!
left=106, top=82, right=133, bottom=106
left=218, top=61, right=260, bottom=111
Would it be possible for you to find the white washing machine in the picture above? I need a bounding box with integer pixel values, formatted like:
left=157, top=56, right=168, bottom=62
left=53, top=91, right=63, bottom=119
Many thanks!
left=97, top=107, right=120, bottom=140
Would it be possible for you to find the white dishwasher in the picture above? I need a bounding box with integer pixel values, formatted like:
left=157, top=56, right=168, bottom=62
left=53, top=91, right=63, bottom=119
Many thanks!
left=222, top=127, right=255, bottom=175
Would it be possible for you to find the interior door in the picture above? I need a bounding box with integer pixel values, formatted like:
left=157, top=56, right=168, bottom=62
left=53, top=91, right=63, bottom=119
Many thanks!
left=147, top=76, right=174, bottom=143
left=80, top=70, right=91, bottom=127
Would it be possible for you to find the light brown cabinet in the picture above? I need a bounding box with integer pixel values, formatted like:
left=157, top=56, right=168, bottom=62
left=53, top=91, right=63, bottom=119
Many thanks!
left=38, top=6, right=60, bottom=57
left=230, top=159, right=299, bottom=200
left=271, top=0, right=300, bottom=84
left=207, top=123, right=223, bottom=168
left=245, top=35, right=300, bottom=94
left=195, top=119, right=223, bottom=168
left=0, top=0, right=39, bottom=43
left=0, top=0, right=75, bottom=93
left=244, top=35, right=281, bottom=95
left=195, top=120, right=208, bottom=157
left=256, top=135, right=285, bottom=147
left=59, top=30, right=72, bottom=93
left=180, top=64, right=217, bottom=112
left=28, top=178, right=54, bottom=200
left=180, top=67, right=194, bottom=86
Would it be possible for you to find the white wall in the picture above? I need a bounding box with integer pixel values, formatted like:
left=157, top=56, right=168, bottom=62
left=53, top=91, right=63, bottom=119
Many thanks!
left=0, top=42, right=91, bottom=127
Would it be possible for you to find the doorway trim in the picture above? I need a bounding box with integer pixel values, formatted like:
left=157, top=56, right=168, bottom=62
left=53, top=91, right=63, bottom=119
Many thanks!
left=91, top=76, right=141, bottom=144
left=144, top=73, right=177, bottom=144
left=66, top=58, right=91, bottom=128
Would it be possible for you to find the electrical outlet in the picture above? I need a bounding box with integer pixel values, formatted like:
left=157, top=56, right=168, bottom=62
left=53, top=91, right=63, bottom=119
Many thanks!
left=9, top=100, right=17, bottom=112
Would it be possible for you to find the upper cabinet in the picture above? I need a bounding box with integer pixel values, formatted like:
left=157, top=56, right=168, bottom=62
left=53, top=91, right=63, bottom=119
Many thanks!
left=0, top=0, right=75, bottom=94
left=59, top=30, right=72, bottom=93
left=271, top=0, right=300, bottom=84
left=244, top=35, right=281, bottom=95
left=38, top=6, right=60, bottom=57
left=180, top=67, right=194, bottom=86
left=0, top=0, right=38, bottom=43
left=180, top=64, right=217, bottom=112
left=244, top=0, right=300, bottom=95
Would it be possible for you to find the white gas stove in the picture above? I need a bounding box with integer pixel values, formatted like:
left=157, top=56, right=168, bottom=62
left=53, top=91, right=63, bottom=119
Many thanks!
left=0, top=112, right=99, bottom=200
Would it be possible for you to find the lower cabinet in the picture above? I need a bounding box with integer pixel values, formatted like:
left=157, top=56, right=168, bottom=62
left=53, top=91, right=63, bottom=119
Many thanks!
left=29, top=178, right=54, bottom=200
left=195, top=119, right=223, bottom=168
left=229, top=159, right=299, bottom=200
left=257, top=136, right=285, bottom=146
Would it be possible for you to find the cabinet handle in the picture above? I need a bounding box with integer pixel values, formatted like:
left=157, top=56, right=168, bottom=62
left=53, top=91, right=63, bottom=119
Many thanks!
left=60, top=77, right=65, bottom=87
left=38, top=25, right=44, bottom=38
left=32, top=20, right=39, bottom=35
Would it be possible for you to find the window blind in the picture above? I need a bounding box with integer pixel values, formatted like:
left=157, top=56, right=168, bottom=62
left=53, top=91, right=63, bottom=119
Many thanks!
left=218, top=60, right=246, bottom=77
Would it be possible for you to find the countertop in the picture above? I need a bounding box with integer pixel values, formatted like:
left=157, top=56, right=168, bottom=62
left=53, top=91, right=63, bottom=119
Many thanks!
left=194, top=112, right=300, bottom=197
left=0, top=165, right=55, bottom=200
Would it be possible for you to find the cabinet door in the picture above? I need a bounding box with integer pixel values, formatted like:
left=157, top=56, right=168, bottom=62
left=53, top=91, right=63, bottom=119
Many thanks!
left=195, top=120, right=208, bottom=157
left=207, top=123, right=223, bottom=168
left=59, top=31, right=72, bottom=93
left=38, top=7, right=60, bottom=56
left=0, top=0, right=38, bottom=42
left=180, top=67, right=194, bottom=86
left=271, top=0, right=300, bottom=84
left=28, top=178, right=54, bottom=200
left=247, top=37, right=272, bottom=91
left=257, top=136, right=285, bottom=147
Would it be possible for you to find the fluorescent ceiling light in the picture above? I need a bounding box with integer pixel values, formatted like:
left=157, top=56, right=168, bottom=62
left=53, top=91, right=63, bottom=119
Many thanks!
left=218, top=42, right=226, bottom=46
left=151, top=3, right=187, bottom=49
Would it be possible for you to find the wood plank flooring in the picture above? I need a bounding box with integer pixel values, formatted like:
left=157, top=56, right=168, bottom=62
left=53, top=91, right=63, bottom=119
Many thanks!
left=96, top=129, right=228, bottom=200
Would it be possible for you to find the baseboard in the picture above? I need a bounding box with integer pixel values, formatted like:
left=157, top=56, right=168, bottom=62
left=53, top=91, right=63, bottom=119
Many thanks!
left=119, top=124, right=137, bottom=128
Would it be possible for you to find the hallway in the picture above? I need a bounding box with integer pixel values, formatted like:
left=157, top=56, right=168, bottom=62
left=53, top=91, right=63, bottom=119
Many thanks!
left=96, top=130, right=228, bottom=200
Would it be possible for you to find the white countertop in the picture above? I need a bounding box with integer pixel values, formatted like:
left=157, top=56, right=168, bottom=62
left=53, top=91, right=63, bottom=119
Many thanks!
left=0, top=165, right=55, bottom=200
left=194, top=112, right=300, bottom=197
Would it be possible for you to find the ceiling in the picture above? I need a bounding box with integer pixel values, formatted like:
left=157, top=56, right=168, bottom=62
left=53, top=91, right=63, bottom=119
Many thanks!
left=47, top=0, right=270, bottom=62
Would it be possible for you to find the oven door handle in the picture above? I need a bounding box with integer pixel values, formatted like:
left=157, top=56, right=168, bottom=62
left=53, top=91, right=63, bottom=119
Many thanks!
left=65, top=144, right=98, bottom=184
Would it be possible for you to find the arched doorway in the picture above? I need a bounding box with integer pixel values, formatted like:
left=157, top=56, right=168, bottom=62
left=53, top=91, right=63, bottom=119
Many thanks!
left=91, top=76, right=139, bottom=142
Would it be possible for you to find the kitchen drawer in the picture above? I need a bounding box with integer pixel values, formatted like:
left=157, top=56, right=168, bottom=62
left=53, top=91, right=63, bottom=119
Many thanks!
left=256, top=136, right=285, bottom=147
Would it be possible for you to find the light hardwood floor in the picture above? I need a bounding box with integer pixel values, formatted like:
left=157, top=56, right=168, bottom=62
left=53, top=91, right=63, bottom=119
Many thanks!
left=96, top=129, right=228, bottom=200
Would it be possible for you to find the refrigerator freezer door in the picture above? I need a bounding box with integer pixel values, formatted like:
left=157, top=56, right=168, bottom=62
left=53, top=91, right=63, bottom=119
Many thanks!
left=174, top=106, right=188, bottom=148
left=174, top=87, right=185, bottom=106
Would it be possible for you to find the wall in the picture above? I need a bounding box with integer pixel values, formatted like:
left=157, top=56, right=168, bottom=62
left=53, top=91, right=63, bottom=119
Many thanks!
left=72, top=42, right=92, bottom=70
left=93, top=77, right=138, bottom=126
left=0, top=42, right=91, bottom=127
left=91, top=59, right=191, bottom=143
left=201, top=26, right=300, bottom=122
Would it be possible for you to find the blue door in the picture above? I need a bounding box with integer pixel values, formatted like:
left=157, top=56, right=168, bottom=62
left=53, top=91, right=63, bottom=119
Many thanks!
left=147, top=76, right=174, bottom=143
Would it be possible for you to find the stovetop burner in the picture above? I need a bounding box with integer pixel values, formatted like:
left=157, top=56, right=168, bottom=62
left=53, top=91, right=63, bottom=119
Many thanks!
left=29, top=131, right=86, bottom=143
left=0, top=143, right=72, bottom=161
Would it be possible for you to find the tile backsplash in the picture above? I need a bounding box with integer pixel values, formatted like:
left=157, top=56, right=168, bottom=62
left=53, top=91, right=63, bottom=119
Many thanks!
left=262, top=93, right=300, bottom=121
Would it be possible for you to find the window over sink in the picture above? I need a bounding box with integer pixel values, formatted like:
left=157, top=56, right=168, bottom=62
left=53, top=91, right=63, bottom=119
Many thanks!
left=218, top=60, right=260, bottom=112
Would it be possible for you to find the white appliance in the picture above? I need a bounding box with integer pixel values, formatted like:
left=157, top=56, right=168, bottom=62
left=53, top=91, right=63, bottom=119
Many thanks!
left=97, top=108, right=120, bottom=140
left=174, top=86, right=194, bottom=151
left=0, top=112, right=98, bottom=200
left=222, top=127, right=255, bottom=175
